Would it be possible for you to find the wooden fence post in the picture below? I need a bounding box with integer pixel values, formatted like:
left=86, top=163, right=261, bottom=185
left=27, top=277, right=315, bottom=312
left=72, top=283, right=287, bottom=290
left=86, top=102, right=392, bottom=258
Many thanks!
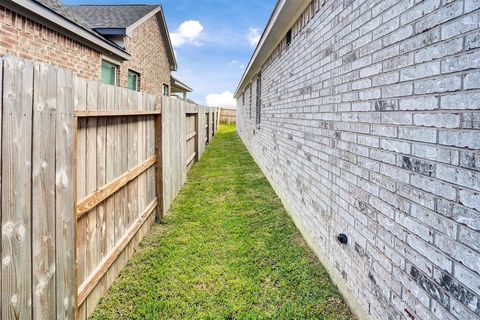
left=155, top=108, right=163, bottom=220
left=194, top=109, right=200, bottom=162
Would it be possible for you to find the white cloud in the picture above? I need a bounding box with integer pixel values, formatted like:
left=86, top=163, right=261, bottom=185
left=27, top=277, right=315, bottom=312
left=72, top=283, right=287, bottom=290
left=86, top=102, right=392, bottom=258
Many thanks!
left=205, top=91, right=236, bottom=108
left=170, top=20, right=204, bottom=48
left=247, top=27, right=261, bottom=47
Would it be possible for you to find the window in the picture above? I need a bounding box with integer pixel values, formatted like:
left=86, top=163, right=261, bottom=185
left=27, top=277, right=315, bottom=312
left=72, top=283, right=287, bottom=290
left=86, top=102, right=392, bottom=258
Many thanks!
left=256, top=74, right=262, bottom=125
left=101, top=60, right=117, bottom=86
left=286, top=29, right=292, bottom=46
left=249, top=84, right=253, bottom=119
left=163, top=84, right=169, bottom=96
left=127, top=70, right=140, bottom=91
left=242, top=92, right=245, bottom=105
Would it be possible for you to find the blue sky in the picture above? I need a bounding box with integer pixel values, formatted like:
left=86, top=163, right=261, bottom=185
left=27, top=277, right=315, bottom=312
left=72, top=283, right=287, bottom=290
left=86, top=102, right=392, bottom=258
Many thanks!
left=63, top=0, right=276, bottom=106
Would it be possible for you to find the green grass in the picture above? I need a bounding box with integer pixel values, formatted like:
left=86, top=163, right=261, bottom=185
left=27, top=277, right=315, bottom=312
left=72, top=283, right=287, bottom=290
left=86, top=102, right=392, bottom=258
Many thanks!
left=91, top=125, right=355, bottom=320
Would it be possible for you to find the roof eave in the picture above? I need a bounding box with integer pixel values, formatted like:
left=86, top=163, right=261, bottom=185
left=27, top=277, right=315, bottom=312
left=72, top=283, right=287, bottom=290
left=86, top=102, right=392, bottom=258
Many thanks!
left=234, top=0, right=310, bottom=97
left=5, top=0, right=130, bottom=61
left=171, top=76, right=193, bottom=93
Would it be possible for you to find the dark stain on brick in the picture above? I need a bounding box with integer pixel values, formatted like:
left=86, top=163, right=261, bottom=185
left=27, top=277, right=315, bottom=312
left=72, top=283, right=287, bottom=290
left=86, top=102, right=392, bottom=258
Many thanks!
left=402, top=156, right=435, bottom=176
left=300, top=86, right=312, bottom=95
left=438, top=272, right=480, bottom=315
left=354, top=242, right=372, bottom=264
left=343, top=51, right=357, bottom=63
left=409, top=266, right=450, bottom=308
left=368, top=272, right=376, bottom=285
left=355, top=199, right=378, bottom=219
left=374, top=100, right=397, bottom=111
left=404, top=309, right=415, bottom=320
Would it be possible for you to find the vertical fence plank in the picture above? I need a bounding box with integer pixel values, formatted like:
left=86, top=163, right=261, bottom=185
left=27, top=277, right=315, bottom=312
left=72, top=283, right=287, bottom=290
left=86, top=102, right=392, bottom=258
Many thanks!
left=32, top=62, right=57, bottom=320
left=73, top=75, right=87, bottom=320
left=84, top=81, right=98, bottom=318
left=1, top=56, right=34, bottom=320
left=74, top=81, right=86, bottom=320
left=0, top=57, right=3, bottom=320
left=119, top=88, right=129, bottom=271
left=127, top=90, right=138, bottom=257
left=137, top=92, right=146, bottom=215
left=155, top=96, right=163, bottom=218
left=56, top=68, right=75, bottom=319
left=104, top=85, right=116, bottom=289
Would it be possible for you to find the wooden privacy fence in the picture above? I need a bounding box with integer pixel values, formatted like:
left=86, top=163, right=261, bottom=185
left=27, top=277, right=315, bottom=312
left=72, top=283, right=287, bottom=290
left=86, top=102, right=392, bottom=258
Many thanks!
left=0, top=56, right=218, bottom=320
left=219, top=107, right=237, bottom=124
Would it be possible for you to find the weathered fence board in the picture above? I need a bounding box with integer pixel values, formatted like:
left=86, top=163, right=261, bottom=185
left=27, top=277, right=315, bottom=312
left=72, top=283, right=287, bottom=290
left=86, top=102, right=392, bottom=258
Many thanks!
left=2, top=57, right=34, bottom=320
left=0, top=57, right=218, bottom=319
left=219, top=108, right=237, bottom=124
left=32, top=62, right=57, bottom=320
left=161, top=97, right=218, bottom=213
left=55, top=68, right=76, bottom=320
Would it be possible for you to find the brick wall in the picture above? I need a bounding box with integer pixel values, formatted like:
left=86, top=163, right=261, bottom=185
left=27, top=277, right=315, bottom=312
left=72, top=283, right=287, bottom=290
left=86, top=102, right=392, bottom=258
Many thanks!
left=119, top=13, right=171, bottom=99
left=0, top=6, right=172, bottom=99
left=0, top=6, right=101, bottom=80
left=237, top=0, right=480, bottom=319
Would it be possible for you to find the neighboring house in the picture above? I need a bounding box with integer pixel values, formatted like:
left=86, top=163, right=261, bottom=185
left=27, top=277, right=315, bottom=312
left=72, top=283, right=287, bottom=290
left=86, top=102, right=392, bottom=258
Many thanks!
left=0, top=0, right=191, bottom=99
left=171, top=75, right=193, bottom=100
left=236, top=1, right=480, bottom=320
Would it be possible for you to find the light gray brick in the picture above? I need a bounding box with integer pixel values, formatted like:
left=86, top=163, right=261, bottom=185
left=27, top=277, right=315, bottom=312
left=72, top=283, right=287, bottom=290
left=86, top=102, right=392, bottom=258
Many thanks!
left=464, top=71, right=480, bottom=89
left=380, top=138, right=411, bottom=154
left=412, top=144, right=459, bottom=165
left=401, top=61, right=441, bottom=81
left=436, top=232, right=480, bottom=274
left=459, top=188, right=480, bottom=211
left=413, top=113, right=460, bottom=128
left=458, top=226, right=480, bottom=252
left=398, top=127, right=437, bottom=143
left=399, top=96, right=439, bottom=110
left=442, top=11, right=480, bottom=39
left=414, top=75, right=462, bottom=94
left=465, top=31, right=480, bottom=50
left=465, top=0, right=480, bottom=13
left=411, top=174, right=457, bottom=200
left=441, top=92, right=480, bottom=110
left=400, top=0, right=441, bottom=26
left=441, top=50, right=480, bottom=73
left=439, top=130, right=480, bottom=149
left=382, top=83, right=413, bottom=98
left=455, top=262, right=480, bottom=296
left=415, top=1, right=464, bottom=34
left=359, top=62, right=382, bottom=77
left=415, top=37, right=464, bottom=63
left=436, top=198, right=480, bottom=231
left=406, top=234, right=452, bottom=272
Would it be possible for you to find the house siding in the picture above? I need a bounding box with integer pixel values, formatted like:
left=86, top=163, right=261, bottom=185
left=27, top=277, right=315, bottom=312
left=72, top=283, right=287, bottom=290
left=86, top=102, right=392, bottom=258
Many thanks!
left=0, top=5, right=101, bottom=80
left=237, top=0, right=480, bottom=319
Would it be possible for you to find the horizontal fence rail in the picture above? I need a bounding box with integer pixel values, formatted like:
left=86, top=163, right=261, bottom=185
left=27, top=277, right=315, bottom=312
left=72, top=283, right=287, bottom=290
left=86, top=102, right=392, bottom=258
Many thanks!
left=0, top=56, right=219, bottom=320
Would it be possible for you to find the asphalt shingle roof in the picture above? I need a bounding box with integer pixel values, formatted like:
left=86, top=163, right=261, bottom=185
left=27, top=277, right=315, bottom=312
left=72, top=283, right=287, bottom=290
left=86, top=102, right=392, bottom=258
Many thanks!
left=34, top=0, right=96, bottom=31
left=66, top=5, right=159, bottom=29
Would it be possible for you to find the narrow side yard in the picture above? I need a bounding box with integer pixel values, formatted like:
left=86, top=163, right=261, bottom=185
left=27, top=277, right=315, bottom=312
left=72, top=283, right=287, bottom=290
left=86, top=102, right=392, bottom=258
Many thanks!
left=91, top=125, right=354, bottom=320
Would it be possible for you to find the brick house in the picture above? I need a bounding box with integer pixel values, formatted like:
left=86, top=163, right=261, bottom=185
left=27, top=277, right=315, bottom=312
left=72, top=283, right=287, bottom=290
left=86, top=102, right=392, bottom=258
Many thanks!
left=0, top=0, right=189, bottom=99
left=235, top=1, right=480, bottom=320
